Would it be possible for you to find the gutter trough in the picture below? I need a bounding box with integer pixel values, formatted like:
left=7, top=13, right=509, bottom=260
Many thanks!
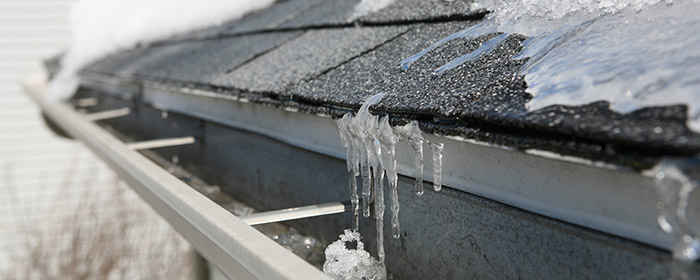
left=65, top=75, right=700, bottom=278
left=83, top=75, right=681, bottom=251
left=23, top=78, right=330, bottom=280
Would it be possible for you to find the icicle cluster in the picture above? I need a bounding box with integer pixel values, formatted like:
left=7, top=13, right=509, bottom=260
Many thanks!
left=335, top=93, right=445, bottom=277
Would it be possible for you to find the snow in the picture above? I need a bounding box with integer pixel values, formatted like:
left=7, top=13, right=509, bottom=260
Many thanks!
left=472, top=0, right=667, bottom=32
left=404, top=0, right=700, bottom=132
left=323, top=229, right=386, bottom=280
left=501, top=0, right=700, bottom=131
left=351, top=0, right=395, bottom=20
left=48, top=0, right=274, bottom=100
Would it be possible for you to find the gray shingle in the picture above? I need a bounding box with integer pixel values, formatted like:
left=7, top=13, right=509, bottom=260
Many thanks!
left=279, top=0, right=360, bottom=28
left=214, top=26, right=409, bottom=93
left=80, top=5, right=700, bottom=167
left=85, top=32, right=300, bottom=84
left=358, top=0, right=479, bottom=23
left=171, top=0, right=323, bottom=41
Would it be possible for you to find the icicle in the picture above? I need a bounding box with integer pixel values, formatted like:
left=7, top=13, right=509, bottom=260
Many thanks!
left=397, top=121, right=425, bottom=196
left=388, top=156, right=400, bottom=239
left=430, top=142, right=444, bottom=192
left=653, top=162, right=699, bottom=262
left=379, top=117, right=401, bottom=239
left=372, top=138, right=387, bottom=277
left=351, top=95, right=384, bottom=219
left=338, top=93, right=386, bottom=231
left=348, top=173, right=360, bottom=231
left=360, top=139, right=372, bottom=218
left=364, top=114, right=383, bottom=218
left=337, top=93, right=445, bottom=247
left=351, top=136, right=361, bottom=178
left=413, top=142, right=424, bottom=196
left=337, top=115, right=360, bottom=231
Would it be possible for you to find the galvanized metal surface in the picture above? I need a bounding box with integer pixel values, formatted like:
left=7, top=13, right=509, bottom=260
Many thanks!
left=84, top=107, right=131, bottom=121
left=24, top=80, right=329, bottom=280
left=126, top=136, right=196, bottom=150
left=85, top=79, right=684, bottom=252
left=241, top=201, right=350, bottom=226
left=83, top=91, right=698, bottom=279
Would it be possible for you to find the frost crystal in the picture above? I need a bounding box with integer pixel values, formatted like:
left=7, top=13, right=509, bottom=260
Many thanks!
left=323, top=230, right=385, bottom=280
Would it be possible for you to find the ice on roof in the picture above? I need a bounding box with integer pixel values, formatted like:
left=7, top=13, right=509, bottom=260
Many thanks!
left=468, top=0, right=700, bottom=131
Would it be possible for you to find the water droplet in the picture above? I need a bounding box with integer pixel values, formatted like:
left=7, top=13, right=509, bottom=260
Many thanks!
left=683, top=235, right=693, bottom=243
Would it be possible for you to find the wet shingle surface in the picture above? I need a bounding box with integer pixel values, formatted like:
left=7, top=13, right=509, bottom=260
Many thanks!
left=82, top=1, right=700, bottom=169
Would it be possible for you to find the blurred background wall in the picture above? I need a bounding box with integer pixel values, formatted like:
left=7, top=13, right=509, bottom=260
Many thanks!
left=0, top=0, right=192, bottom=278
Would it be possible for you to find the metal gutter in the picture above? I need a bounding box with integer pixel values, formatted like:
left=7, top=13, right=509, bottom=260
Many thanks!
left=76, top=76, right=680, bottom=252
left=23, top=78, right=329, bottom=280
left=241, top=201, right=351, bottom=226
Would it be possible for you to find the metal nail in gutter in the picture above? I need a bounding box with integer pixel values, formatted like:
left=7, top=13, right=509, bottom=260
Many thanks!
left=22, top=78, right=329, bottom=280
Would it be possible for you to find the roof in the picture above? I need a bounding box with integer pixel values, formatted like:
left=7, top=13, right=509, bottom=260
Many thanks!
left=79, top=0, right=700, bottom=169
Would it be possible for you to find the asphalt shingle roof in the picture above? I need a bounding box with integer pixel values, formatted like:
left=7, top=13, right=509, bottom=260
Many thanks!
left=80, top=0, right=700, bottom=169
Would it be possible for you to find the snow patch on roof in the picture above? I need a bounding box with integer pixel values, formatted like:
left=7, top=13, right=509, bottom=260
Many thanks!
left=48, top=0, right=274, bottom=100
left=469, top=0, right=700, bottom=132
left=351, top=0, right=395, bottom=20
left=472, top=0, right=667, bottom=35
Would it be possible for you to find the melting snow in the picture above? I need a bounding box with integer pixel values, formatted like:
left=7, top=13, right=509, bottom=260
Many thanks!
left=48, top=0, right=274, bottom=100
left=404, top=0, right=700, bottom=132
